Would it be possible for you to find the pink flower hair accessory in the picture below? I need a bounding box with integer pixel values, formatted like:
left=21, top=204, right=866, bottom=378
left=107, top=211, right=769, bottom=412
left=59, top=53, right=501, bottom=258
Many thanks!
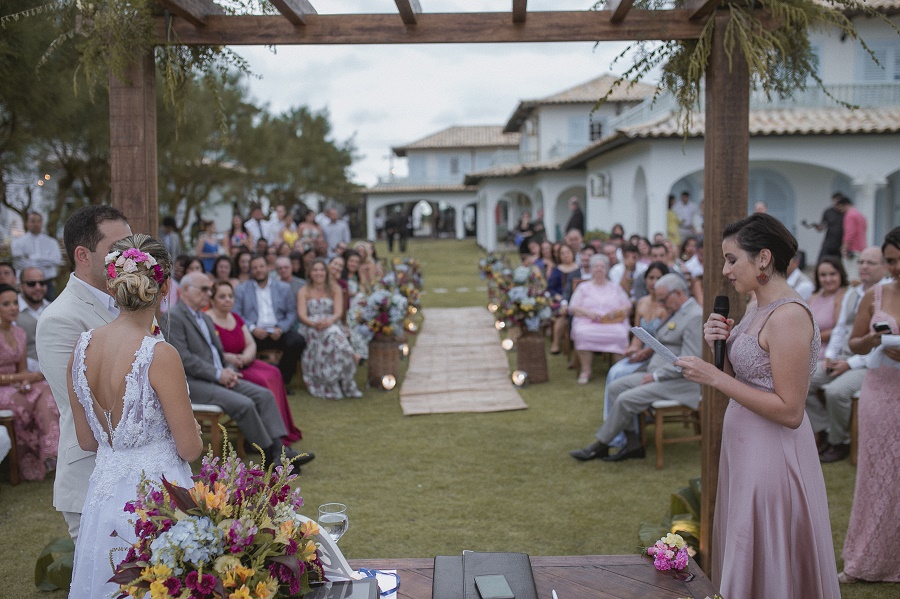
left=105, top=249, right=165, bottom=285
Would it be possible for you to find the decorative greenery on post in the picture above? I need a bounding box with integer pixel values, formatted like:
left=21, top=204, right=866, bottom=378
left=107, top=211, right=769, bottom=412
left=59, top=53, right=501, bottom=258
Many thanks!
left=595, top=0, right=899, bottom=133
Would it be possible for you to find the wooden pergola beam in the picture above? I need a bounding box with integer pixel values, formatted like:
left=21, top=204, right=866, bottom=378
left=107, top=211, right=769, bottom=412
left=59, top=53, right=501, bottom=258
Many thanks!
left=155, top=0, right=224, bottom=28
left=512, top=0, right=527, bottom=24
left=395, top=0, right=422, bottom=25
left=152, top=10, right=708, bottom=45
left=268, top=0, right=317, bottom=27
left=606, top=0, right=635, bottom=24
left=685, top=0, right=722, bottom=21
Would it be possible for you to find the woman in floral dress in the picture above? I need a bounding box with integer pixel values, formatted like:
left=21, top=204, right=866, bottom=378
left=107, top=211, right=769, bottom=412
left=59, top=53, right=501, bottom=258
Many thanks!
left=0, top=284, right=59, bottom=480
left=296, top=260, right=362, bottom=399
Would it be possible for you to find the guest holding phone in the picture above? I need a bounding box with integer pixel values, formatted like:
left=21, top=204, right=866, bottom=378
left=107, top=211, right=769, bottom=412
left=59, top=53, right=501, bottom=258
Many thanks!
left=839, top=226, right=900, bottom=584
left=675, top=213, right=839, bottom=598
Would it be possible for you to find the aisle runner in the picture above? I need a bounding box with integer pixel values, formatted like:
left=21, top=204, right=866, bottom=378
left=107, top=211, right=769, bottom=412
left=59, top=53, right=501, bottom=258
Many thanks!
left=399, top=306, right=528, bottom=415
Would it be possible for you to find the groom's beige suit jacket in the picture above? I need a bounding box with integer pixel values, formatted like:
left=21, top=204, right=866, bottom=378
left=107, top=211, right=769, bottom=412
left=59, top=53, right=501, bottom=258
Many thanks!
left=36, top=273, right=116, bottom=515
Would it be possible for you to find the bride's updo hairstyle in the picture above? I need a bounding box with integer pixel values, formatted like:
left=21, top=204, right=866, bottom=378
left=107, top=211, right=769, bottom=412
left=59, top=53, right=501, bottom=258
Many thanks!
left=105, top=234, right=171, bottom=312
left=722, top=213, right=798, bottom=277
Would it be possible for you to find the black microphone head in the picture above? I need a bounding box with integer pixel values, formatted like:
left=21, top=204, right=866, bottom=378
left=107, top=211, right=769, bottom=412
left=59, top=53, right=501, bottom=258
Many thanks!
left=713, top=295, right=730, bottom=318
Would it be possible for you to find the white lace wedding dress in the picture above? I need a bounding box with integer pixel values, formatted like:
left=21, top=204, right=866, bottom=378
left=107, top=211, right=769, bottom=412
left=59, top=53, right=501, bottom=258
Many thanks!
left=69, top=332, right=194, bottom=599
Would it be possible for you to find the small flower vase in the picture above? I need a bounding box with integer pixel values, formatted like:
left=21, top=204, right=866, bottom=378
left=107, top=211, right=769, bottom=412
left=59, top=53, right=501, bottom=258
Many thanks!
left=515, top=330, right=548, bottom=383
left=368, top=334, right=401, bottom=387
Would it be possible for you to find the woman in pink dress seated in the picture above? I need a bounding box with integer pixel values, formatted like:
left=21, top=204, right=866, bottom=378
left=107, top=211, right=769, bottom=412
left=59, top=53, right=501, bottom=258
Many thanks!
left=676, top=213, right=839, bottom=599
left=0, top=284, right=59, bottom=480
left=206, top=280, right=302, bottom=444
left=568, top=254, right=632, bottom=384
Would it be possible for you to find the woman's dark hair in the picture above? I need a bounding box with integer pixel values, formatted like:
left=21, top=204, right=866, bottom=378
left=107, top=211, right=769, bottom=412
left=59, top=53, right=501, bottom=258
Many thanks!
left=174, top=254, right=194, bottom=275
left=814, top=255, right=848, bottom=292
left=0, top=283, right=18, bottom=297
left=228, top=213, right=247, bottom=238
left=722, top=213, right=798, bottom=276
left=680, top=236, right=698, bottom=257
left=63, top=205, right=128, bottom=267
left=290, top=252, right=305, bottom=278
left=187, top=257, right=205, bottom=273
left=883, top=226, right=900, bottom=253
left=645, top=261, right=670, bottom=279
left=213, top=255, right=235, bottom=280
left=234, top=249, right=252, bottom=273
left=211, top=279, right=234, bottom=299
left=341, top=249, right=361, bottom=280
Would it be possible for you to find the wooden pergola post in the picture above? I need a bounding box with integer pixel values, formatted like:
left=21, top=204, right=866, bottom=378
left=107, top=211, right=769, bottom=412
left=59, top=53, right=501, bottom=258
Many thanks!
left=699, top=11, right=751, bottom=574
left=109, top=51, right=159, bottom=236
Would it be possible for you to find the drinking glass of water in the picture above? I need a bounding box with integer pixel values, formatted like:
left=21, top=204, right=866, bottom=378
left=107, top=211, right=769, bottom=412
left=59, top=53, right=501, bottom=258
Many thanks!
left=317, top=503, right=349, bottom=543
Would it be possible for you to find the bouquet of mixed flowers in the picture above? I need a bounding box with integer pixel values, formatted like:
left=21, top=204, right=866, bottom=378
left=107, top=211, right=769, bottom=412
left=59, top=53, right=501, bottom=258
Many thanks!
left=647, top=533, right=690, bottom=572
left=478, top=253, right=508, bottom=281
left=111, top=445, right=324, bottom=599
left=494, top=266, right=552, bottom=333
left=381, top=263, right=423, bottom=313
left=350, top=287, right=408, bottom=343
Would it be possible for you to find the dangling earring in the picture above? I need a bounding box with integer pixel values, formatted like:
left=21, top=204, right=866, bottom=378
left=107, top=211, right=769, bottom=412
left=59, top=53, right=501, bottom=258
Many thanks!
left=757, top=268, right=769, bottom=284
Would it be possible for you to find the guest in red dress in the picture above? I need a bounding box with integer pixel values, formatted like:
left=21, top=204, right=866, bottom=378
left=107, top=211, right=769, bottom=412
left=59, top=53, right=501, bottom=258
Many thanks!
left=206, top=281, right=301, bottom=444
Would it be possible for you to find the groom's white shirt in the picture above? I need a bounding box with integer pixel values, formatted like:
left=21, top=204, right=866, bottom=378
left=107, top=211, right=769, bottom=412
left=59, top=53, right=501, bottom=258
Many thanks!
left=36, top=273, right=117, bottom=515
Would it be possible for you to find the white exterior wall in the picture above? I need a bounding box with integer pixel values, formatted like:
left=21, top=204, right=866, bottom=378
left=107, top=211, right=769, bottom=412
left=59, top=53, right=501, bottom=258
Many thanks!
left=405, top=147, right=518, bottom=185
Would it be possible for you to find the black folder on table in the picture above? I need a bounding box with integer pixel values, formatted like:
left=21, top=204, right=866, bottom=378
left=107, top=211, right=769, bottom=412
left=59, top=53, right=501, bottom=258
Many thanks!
left=432, top=552, right=538, bottom=599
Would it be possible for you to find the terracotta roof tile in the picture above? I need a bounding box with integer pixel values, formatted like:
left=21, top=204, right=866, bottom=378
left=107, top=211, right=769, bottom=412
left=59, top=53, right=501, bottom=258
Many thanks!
left=392, top=126, right=519, bottom=156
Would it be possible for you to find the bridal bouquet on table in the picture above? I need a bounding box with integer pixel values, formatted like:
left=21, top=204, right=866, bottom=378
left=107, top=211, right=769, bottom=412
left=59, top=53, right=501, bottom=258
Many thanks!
left=111, top=445, right=324, bottom=599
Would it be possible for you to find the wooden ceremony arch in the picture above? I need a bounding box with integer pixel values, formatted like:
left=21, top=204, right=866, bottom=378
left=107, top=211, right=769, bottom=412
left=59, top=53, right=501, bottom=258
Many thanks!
left=111, top=0, right=750, bottom=571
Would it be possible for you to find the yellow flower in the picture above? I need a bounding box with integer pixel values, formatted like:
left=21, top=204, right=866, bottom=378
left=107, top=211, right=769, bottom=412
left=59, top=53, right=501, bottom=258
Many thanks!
left=234, top=565, right=255, bottom=584
left=274, top=519, right=295, bottom=543
left=150, top=563, right=173, bottom=579
left=215, top=554, right=242, bottom=575
left=254, top=579, right=278, bottom=599
left=300, top=519, right=320, bottom=537
left=668, top=322, right=676, bottom=330
left=149, top=580, right=172, bottom=599
left=302, top=539, right=318, bottom=561
left=229, top=586, right=253, bottom=599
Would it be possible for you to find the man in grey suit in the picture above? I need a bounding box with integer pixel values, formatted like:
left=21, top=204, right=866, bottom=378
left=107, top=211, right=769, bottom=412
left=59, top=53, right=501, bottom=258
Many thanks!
left=234, top=255, right=304, bottom=385
left=36, top=206, right=132, bottom=541
left=166, top=272, right=310, bottom=466
left=17, top=267, right=51, bottom=371
left=570, top=274, right=703, bottom=462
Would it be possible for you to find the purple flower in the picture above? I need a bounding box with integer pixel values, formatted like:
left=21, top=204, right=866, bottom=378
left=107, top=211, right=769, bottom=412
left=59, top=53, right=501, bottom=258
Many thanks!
left=164, top=577, right=182, bottom=595
left=653, top=552, right=673, bottom=571
left=674, top=547, right=689, bottom=570
left=185, top=571, right=217, bottom=595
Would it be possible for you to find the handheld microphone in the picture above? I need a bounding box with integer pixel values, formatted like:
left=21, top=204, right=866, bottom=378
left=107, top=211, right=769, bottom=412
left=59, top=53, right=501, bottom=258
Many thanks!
left=713, top=295, right=730, bottom=371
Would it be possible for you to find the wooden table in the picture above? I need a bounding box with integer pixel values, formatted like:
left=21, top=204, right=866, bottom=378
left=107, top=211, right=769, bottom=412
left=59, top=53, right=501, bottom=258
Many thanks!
left=351, top=555, right=720, bottom=598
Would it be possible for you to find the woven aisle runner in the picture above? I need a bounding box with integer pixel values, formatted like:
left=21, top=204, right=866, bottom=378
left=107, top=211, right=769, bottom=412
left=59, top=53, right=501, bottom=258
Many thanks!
left=399, top=306, right=527, bottom=415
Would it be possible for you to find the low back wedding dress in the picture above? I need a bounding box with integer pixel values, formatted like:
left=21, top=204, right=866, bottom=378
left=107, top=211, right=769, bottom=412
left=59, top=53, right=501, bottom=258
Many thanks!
left=68, top=331, right=193, bottom=599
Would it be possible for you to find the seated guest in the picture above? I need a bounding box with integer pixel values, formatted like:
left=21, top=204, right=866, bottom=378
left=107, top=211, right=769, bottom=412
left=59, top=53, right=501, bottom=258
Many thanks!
left=601, top=242, right=619, bottom=269
left=570, top=274, right=702, bottom=462
left=207, top=281, right=303, bottom=446
left=806, top=247, right=886, bottom=462
left=296, top=260, right=362, bottom=399
left=0, top=283, right=59, bottom=480
left=165, top=273, right=303, bottom=465
left=608, top=244, right=647, bottom=296
left=632, top=243, right=684, bottom=302
left=212, top=255, right=237, bottom=286
left=234, top=256, right=305, bottom=386
left=575, top=245, right=596, bottom=281
left=539, top=240, right=556, bottom=279
left=636, top=237, right=652, bottom=265
left=808, top=255, right=848, bottom=346
left=547, top=245, right=580, bottom=354
left=233, top=249, right=252, bottom=286
left=354, top=241, right=378, bottom=290
left=601, top=262, right=671, bottom=448
left=275, top=256, right=306, bottom=299
left=522, top=240, right=543, bottom=271
left=568, top=254, right=632, bottom=385
left=786, top=251, right=815, bottom=300
left=17, top=267, right=51, bottom=372
left=341, top=249, right=363, bottom=297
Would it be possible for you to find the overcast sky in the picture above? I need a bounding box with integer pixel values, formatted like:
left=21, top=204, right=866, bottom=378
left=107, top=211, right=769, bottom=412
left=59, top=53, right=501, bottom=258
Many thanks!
left=233, top=0, right=635, bottom=187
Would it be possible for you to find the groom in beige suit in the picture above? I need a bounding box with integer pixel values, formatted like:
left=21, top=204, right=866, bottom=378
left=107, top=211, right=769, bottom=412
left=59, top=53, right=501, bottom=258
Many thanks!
left=36, top=206, right=131, bottom=541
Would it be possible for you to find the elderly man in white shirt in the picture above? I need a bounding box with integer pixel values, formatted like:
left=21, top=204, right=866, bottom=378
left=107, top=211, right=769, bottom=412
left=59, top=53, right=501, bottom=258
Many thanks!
left=805, top=247, right=889, bottom=463
left=11, top=212, right=62, bottom=299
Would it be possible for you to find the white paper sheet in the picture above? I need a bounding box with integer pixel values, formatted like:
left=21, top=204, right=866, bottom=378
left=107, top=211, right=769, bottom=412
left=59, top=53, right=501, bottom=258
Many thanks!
left=631, top=326, right=682, bottom=371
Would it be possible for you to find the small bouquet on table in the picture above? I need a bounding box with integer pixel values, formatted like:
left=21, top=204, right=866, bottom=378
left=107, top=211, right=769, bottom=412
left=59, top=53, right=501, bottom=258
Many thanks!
left=110, top=444, right=351, bottom=598
left=647, top=533, right=691, bottom=572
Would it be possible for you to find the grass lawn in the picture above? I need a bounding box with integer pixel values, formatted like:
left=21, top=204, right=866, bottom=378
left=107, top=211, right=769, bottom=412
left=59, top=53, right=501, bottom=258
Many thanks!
left=0, top=238, right=892, bottom=597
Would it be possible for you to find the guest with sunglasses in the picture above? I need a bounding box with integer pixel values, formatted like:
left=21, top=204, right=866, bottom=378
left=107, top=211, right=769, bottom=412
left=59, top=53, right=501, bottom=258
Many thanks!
left=17, top=267, right=51, bottom=372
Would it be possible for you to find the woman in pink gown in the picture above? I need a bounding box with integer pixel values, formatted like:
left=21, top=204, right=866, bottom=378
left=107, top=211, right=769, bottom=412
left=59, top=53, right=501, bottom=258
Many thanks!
left=841, top=227, right=900, bottom=583
left=676, top=214, right=840, bottom=599
left=206, top=281, right=302, bottom=444
left=0, top=284, right=59, bottom=480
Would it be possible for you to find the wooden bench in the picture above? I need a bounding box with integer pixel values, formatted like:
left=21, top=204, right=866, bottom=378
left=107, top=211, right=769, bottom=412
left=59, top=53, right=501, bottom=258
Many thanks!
left=192, top=404, right=246, bottom=459
left=640, top=399, right=702, bottom=470
left=0, top=409, right=19, bottom=485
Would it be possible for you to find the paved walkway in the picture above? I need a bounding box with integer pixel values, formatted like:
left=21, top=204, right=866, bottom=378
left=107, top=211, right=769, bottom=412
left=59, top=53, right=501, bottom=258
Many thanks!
left=399, top=307, right=528, bottom=415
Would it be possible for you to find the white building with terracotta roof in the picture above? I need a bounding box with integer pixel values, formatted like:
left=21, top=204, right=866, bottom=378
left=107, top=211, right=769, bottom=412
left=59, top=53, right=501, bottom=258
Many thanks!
left=368, top=6, right=900, bottom=254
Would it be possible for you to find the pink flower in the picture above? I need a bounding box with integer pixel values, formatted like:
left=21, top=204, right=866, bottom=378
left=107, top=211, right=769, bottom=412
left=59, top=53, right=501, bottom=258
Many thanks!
left=107, top=264, right=117, bottom=278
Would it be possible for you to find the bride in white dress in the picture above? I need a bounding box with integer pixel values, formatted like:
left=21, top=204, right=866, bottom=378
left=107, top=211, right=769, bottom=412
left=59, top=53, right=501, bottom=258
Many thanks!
left=66, top=234, right=203, bottom=598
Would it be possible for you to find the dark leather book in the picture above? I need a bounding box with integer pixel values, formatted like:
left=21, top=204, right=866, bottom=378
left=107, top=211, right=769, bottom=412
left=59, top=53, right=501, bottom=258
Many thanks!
left=432, top=555, right=464, bottom=599
left=462, top=552, right=537, bottom=599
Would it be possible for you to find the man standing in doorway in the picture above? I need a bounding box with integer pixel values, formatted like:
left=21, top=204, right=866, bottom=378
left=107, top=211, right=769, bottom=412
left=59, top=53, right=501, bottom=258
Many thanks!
left=672, top=191, right=698, bottom=242
left=564, top=197, right=585, bottom=236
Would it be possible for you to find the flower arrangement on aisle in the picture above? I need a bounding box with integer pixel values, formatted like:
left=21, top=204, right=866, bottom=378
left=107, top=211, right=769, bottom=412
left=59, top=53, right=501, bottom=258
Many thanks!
left=382, top=260, right=423, bottom=315
left=479, top=253, right=512, bottom=306
left=350, top=287, right=409, bottom=343
left=494, top=266, right=551, bottom=333
left=646, top=533, right=690, bottom=572
left=110, top=444, right=324, bottom=599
